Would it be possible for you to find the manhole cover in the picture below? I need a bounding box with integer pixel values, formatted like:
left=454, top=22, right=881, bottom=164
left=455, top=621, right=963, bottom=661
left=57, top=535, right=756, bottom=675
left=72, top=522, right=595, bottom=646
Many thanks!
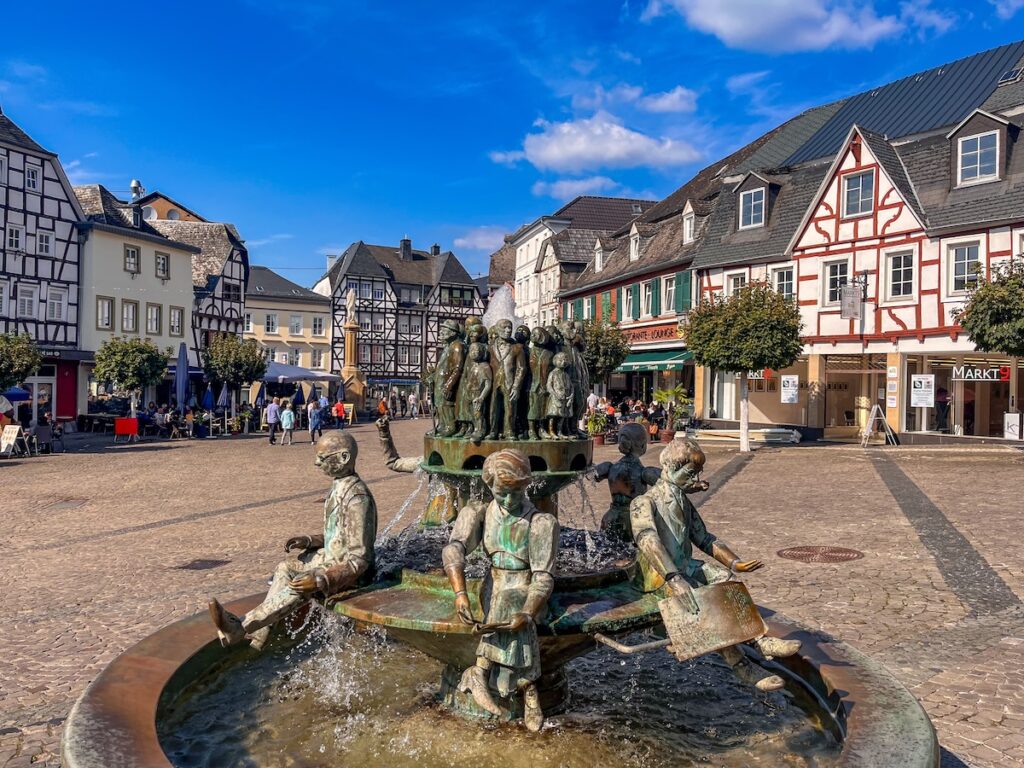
left=46, top=498, right=88, bottom=510
left=777, top=546, right=864, bottom=563
left=174, top=559, right=231, bottom=571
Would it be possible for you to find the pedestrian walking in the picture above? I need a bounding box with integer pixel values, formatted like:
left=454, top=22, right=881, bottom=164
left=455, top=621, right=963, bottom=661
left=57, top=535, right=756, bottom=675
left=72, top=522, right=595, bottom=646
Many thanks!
left=280, top=401, right=295, bottom=445
left=307, top=400, right=323, bottom=444
left=333, top=398, right=347, bottom=428
left=378, top=397, right=389, bottom=419
left=408, top=391, right=419, bottom=419
left=400, top=392, right=408, bottom=418
left=390, top=391, right=399, bottom=419
left=266, top=397, right=281, bottom=445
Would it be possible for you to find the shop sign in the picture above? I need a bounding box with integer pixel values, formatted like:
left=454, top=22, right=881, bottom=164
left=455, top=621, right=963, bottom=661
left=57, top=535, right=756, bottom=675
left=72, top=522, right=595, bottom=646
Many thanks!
left=840, top=284, right=861, bottom=319
left=1004, top=413, right=1022, bottom=441
left=747, top=369, right=772, bottom=380
left=951, top=365, right=1011, bottom=382
left=623, top=324, right=682, bottom=344
left=910, top=374, right=935, bottom=408
left=780, top=375, right=799, bottom=404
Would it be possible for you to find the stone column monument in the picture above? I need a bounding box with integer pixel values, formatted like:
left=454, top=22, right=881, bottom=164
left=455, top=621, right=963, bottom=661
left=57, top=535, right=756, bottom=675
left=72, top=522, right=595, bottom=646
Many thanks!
left=341, top=288, right=367, bottom=412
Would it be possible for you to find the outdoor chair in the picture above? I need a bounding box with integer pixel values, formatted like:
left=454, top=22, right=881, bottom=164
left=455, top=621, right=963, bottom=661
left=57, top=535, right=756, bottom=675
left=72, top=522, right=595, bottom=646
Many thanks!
left=843, top=410, right=856, bottom=426
left=31, top=425, right=53, bottom=455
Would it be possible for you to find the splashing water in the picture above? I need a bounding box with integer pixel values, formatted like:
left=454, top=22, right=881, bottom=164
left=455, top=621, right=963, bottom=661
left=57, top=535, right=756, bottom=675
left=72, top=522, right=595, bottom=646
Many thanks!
left=379, top=469, right=429, bottom=539
left=481, top=283, right=524, bottom=329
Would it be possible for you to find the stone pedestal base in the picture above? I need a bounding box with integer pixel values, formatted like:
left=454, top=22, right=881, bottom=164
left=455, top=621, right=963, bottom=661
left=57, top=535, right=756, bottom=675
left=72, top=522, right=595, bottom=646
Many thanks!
left=439, top=663, right=569, bottom=723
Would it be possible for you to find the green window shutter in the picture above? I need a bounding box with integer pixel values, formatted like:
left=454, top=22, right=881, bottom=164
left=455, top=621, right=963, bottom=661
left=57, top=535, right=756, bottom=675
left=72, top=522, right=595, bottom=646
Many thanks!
left=616, top=287, right=622, bottom=322
left=573, top=298, right=583, bottom=319
left=678, top=270, right=692, bottom=311
left=601, top=291, right=612, bottom=320
left=562, top=303, right=569, bottom=321
left=651, top=277, right=661, bottom=316
left=631, top=283, right=640, bottom=320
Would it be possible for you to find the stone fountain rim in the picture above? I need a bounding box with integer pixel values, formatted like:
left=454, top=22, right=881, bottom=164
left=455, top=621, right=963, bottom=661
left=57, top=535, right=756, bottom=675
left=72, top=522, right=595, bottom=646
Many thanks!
left=61, top=593, right=938, bottom=768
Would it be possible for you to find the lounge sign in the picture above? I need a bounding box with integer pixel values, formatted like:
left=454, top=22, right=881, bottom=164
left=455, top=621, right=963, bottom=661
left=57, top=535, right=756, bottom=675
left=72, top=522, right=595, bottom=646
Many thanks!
left=951, top=365, right=1011, bottom=382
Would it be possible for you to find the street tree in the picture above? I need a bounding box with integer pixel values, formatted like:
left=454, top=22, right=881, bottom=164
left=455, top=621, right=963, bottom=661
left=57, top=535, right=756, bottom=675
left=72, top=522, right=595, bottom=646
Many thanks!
left=93, top=336, right=170, bottom=416
left=201, top=333, right=268, bottom=415
left=951, top=260, right=1024, bottom=358
left=582, top=319, right=630, bottom=387
left=682, top=282, right=803, bottom=452
left=0, top=333, right=42, bottom=392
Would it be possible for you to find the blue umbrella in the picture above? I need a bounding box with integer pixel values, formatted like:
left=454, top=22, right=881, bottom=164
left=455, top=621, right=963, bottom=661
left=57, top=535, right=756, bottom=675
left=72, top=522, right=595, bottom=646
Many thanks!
left=2, top=386, right=31, bottom=402
left=292, top=385, right=305, bottom=407
left=217, top=383, right=229, bottom=408
left=254, top=386, right=266, bottom=407
left=201, top=383, right=215, bottom=411
left=174, top=343, right=189, bottom=415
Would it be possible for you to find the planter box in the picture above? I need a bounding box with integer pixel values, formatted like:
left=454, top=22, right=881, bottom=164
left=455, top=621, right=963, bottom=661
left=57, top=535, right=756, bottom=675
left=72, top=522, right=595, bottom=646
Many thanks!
left=591, top=433, right=606, bottom=446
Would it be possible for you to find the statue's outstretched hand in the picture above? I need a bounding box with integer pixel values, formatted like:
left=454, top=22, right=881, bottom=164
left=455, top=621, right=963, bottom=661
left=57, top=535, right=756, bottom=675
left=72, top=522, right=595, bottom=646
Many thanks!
left=733, top=560, right=764, bottom=573
left=667, top=575, right=700, bottom=614
left=289, top=570, right=326, bottom=597
left=504, top=613, right=532, bottom=632
left=454, top=592, right=474, bottom=625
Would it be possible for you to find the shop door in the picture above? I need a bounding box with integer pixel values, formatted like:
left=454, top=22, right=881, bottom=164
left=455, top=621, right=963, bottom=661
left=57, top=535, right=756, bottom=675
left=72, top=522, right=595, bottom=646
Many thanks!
left=20, top=374, right=55, bottom=426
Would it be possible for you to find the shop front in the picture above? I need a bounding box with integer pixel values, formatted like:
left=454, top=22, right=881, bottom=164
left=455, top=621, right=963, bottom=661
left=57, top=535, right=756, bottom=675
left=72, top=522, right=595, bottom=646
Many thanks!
left=611, top=349, right=693, bottom=404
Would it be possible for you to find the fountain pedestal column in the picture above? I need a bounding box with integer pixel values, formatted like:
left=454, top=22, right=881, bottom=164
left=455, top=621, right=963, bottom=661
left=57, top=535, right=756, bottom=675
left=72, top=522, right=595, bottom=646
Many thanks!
left=341, top=319, right=367, bottom=412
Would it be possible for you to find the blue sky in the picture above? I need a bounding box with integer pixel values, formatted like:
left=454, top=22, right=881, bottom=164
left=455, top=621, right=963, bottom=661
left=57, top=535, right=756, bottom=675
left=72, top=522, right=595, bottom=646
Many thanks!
left=2, top=1, right=1022, bottom=284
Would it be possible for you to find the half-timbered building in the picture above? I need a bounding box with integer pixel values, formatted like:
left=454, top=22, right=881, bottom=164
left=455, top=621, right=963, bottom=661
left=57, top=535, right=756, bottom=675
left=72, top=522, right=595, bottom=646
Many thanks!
left=0, top=107, right=85, bottom=424
left=313, top=238, right=484, bottom=394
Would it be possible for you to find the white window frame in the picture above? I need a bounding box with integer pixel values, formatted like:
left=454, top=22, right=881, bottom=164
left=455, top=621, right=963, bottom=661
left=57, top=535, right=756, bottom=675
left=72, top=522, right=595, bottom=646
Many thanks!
left=372, top=285, right=385, bottom=301
left=410, top=346, right=421, bottom=365
left=371, top=345, right=384, bottom=364
left=24, top=164, right=40, bottom=192
left=7, top=224, right=25, bottom=251
left=289, top=314, right=303, bottom=336
left=372, top=315, right=384, bottom=333
left=312, top=316, right=326, bottom=336
left=662, top=276, right=676, bottom=312
left=96, top=296, right=113, bottom=330
left=683, top=213, right=695, bottom=243
left=243, top=313, right=252, bottom=332
left=311, top=348, right=324, bottom=369
left=288, top=348, right=301, bottom=366
left=739, top=188, right=765, bottom=229
left=842, top=169, right=875, bottom=219
left=359, top=281, right=371, bottom=299
left=398, top=346, right=409, bottom=365
left=594, top=248, right=603, bottom=273
left=823, top=259, right=850, bottom=306
left=358, top=312, right=370, bottom=332
left=630, top=234, right=640, bottom=262
left=17, top=283, right=38, bottom=318
left=957, top=130, right=999, bottom=186
left=155, top=252, right=170, bottom=279
left=584, top=296, right=595, bottom=320
left=0, top=280, right=7, bottom=316
left=146, top=303, right=162, bottom=335
left=37, top=231, right=52, bottom=256
left=772, top=266, right=794, bottom=300
left=725, top=271, right=747, bottom=297
left=123, top=244, right=140, bottom=274
left=121, top=300, right=139, bottom=333
left=264, top=313, right=279, bottom=334
left=0, top=157, right=6, bottom=185
left=169, top=307, right=184, bottom=337
left=947, top=240, right=982, bottom=296
left=641, top=282, right=653, bottom=317
left=410, top=318, right=422, bottom=334
left=624, top=286, right=634, bottom=319
left=884, top=249, right=915, bottom=303
left=266, top=346, right=277, bottom=363
left=46, top=286, right=68, bottom=322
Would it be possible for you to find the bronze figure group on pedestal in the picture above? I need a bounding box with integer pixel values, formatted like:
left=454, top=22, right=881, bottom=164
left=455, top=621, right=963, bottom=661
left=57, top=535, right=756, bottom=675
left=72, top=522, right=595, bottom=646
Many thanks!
left=431, top=317, right=590, bottom=442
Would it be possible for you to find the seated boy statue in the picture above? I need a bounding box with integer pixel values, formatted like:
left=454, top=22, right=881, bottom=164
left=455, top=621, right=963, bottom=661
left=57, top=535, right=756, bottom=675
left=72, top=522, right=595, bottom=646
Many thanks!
left=591, top=422, right=670, bottom=539
left=208, top=431, right=377, bottom=650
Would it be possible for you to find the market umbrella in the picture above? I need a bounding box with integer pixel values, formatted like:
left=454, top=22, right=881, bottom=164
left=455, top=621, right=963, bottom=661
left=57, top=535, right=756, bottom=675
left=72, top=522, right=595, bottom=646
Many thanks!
left=292, top=385, right=305, bottom=407
left=201, top=384, right=216, bottom=439
left=254, top=386, right=266, bottom=407
left=0, top=396, right=12, bottom=414
left=1, top=386, right=30, bottom=402
left=217, top=383, right=229, bottom=408
left=174, top=343, right=189, bottom=415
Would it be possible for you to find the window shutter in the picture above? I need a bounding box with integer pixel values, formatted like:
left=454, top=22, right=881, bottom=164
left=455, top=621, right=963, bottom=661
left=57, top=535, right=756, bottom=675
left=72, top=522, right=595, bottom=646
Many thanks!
left=562, top=303, right=569, bottom=321
left=573, top=298, right=583, bottom=319
left=651, top=278, right=661, bottom=316
left=631, top=283, right=640, bottom=320
left=678, top=270, right=692, bottom=311
left=601, top=291, right=612, bottom=320
left=616, top=287, right=622, bottom=322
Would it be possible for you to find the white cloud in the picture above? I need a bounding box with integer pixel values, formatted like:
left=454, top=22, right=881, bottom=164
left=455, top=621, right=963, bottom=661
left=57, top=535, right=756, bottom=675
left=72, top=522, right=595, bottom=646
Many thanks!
left=900, top=0, right=956, bottom=36
left=726, top=71, right=771, bottom=94
left=488, top=149, right=526, bottom=166
left=247, top=233, right=295, bottom=248
left=655, top=0, right=904, bottom=52
left=531, top=176, right=619, bottom=200
left=494, top=111, right=701, bottom=174
left=615, top=49, right=643, bottom=65
left=640, top=0, right=666, bottom=21
left=571, top=83, right=643, bottom=111
left=7, top=61, right=47, bottom=82
left=454, top=225, right=508, bottom=252
left=316, top=245, right=347, bottom=256
left=990, top=0, right=1024, bottom=18
left=638, top=85, right=698, bottom=113
left=39, top=100, right=116, bottom=117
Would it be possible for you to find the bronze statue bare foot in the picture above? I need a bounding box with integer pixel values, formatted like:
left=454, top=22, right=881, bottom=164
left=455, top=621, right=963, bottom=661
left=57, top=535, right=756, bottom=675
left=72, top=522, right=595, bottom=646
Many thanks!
left=754, top=636, right=801, bottom=660
left=208, top=599, right=246, bottom=647
left=460, top=666, right=502, bottom=716
left=522, top=683, right=544, bottom=732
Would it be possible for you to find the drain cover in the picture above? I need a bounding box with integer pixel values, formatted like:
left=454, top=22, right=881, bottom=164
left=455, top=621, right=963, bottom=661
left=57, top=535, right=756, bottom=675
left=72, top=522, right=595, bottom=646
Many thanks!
left=174, top=559, right=231, bottom=571
left=777, top=546, right=864, bottom=563
left=46, top=499, right=88, bottom=510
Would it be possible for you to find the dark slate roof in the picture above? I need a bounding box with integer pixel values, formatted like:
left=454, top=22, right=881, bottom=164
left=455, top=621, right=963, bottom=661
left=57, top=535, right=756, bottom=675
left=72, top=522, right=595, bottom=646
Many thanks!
left=735, top=101, right=846, bottom=173
left=75, top=184, right=197, bottom=243
left=692, top=164, right=829, bottom=270
left=858, top=128, right=926, bottom=224
left=132, top=190, right=208, bottom=222
left=786, top=40, right=1024, bottom=165
left=246, top=266, right=328, bottom=304
left=551, top=195, right=657, bottom=230
left=487, top=239, right=515, bottom=285
left=319, top=241, right=478, bottom=292
left=473, top=275, right=490, bottom=295
left=981, top=53, right=1024, bottom=113
left=150, top=220, right=247, bottom=287
left=538, top=228, right=605, bottom=270
left=0, top=108, right=49, bottom=154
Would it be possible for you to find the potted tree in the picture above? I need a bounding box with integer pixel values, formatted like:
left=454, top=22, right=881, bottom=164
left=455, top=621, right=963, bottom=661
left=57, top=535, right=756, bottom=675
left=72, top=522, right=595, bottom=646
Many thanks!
left=653, top=385, right=692, bottom=442
left=586, top=410, right=608, bottom=445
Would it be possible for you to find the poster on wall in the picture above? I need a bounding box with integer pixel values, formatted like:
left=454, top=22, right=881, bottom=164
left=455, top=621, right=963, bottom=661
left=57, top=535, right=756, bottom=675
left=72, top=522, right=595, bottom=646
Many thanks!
left=1004, top=413, right=1022, bottom=441
left=910, top=374, right=935, bottom=408
left=780, top=375, right=799, bottom=404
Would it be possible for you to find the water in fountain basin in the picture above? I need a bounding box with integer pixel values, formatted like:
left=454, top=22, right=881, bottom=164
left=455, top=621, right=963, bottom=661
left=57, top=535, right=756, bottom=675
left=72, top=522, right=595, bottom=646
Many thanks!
left=379, top=469, right=429, bottom=539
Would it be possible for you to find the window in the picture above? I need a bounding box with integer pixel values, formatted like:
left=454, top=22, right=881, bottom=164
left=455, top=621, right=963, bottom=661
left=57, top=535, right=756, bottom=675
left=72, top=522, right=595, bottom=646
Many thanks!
left=887, top=251, right=914, bottom=299
left=96, top=297, right=113, bottom=330
left=398, top=316, right=410, bottom=334
left=265, top=313, right=278, bottom=333
left=25, top=165, right=40, bottom=192
left=244, top=313, right=252, bottom=332
left=400, top=287, right=421, bottom=303
left=288, top=348, right=300, bottom=366
left=7, top=225, right=24, bottom=251
left=410, top=346, right=421, bottom=365
left=372, top=315, right=384, bottom=333
left=595, top=248, right=603, bottom=273
left=0, top=281, right=6, bottom=316
left=359, top=345, right=370, bottom=364
left=663, top=276, right=676, bottom=312
left=347, top=280, right=359, bottom=297
left=0, top=158, right=6, bottom=185
left=825, top=261, right=849, bottom=304
left=122, top=300, right=139, bottom=332
left=358, top=312, right=370, bottom=331
left=773, top=267, right=794, bottom=300
left=221, top=281, right=242, bottom=303
left=155, top=252, right=170, bottom=279
left=398, top=346, right=409, bottom=364
left=373, top=285, right=385, bottom=301
left=372, top=345, right=384, bottom=364
left=950, top=243, right=980, bottom=294
left=624, top=285, right=634, bottom=318
left=584, top=296, right=595, bottom=319
left=630, top=234, right=640, bottom=261
left=289, top=314, right=303, bottom=335
left=683, top=213, right=695, bottom=243
left=37, top=232, right=52, bottom=256
left=170, top=306, right=184, bottom=337
left=311, top=349, right=324, bottom=369
left=642, top=282, right=653, bottom=316
left=124, top=245, right=140, bottom=273
left=46, top=286, right=67, bottom=322
left=146, top=303, right=162, bottom=334
left=410, top=318, right=422, bottom=334
left=312, top=316, right=326, bottom=336
left=265, top=346, right=277, bottom=363
left=739, top=188, right=765, bottom=229
left=166, top=209, right=181, bottom=220
left=17, top=284, right=38, bottom=317
left=727, top=273, right=747, bottom=296
left=958, top=131, right=998, bottom=185
left=843, top=170, right=874, bottom=218
left=360, top=281, right=371, bottom=299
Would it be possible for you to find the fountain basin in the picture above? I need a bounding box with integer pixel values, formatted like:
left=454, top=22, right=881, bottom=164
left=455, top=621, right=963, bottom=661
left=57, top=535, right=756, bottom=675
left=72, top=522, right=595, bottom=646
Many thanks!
left=62, top=593, right=939, bottom=767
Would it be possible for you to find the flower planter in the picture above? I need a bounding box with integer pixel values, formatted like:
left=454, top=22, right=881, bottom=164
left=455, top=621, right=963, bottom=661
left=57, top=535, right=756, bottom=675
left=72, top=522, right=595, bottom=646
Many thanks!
left=660, top=430, right=676, bottom=443
left=591, top=433, right=606, bottom=446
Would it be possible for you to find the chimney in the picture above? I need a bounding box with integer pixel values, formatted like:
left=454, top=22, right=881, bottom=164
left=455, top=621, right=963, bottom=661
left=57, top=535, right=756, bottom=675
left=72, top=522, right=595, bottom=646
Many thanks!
left=399, top=236, right=412, bottom=260
left=326, top=254, right=337, bottom=270
left=430, top=243, right=441, bottom=256
left=129, top=179, right=145, bottom=201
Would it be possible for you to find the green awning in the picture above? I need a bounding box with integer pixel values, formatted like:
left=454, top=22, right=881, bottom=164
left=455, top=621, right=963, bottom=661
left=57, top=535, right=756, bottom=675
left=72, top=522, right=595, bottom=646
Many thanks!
left=615, top=350, right=693, bottom=373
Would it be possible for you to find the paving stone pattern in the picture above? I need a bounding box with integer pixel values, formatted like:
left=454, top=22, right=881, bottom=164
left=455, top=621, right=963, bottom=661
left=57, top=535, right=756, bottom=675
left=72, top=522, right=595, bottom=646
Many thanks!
left=1, top=424, right=1022, bottom=767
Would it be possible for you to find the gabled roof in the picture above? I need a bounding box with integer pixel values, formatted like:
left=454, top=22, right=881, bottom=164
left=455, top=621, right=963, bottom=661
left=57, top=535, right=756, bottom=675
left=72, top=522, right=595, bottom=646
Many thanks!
left=534, top=228, right=606, bottom=272
left=730, top=171, right=771, bottom=193
left=0, top=107, right=49, bottom=154
left=318, top=240, right=479, bottom=293
left=487, top=238, right=515, bottom=285
left=944, top=108, right=1009, bottom=139
left=246, top=266, right=329, bottom=304
left=132, top=190, right=209, bottom=222
left=551, top=195, right=656, bottom=230
left=150, top=219, right=247, bottom=287
left=75, top=184, right=200, bottom=251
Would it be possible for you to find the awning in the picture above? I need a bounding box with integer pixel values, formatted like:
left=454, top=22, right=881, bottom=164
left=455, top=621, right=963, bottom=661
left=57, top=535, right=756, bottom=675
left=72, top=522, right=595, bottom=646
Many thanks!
left=368, top=378, right=422, bottom=386
left=615, top=350, right=693, bottom=373
left=166, top=365, right=205, bottom=377
left=264, top=361, right=341, bottom=383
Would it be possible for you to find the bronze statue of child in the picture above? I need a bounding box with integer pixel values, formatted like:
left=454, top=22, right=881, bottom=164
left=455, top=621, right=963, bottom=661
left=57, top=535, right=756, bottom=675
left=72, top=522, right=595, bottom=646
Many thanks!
left=465, top=342, right=493, bottom=443
left=443, top=449, right=559, bottom=731
left=591, top=422, right=666, bottom=539
left=527, top=326, right=554, bottom=440
left=208, top=431, right=377, bottom=651
left=630, top=438, right=800, bottom=691
left=545, top=351, right=573, bottom=440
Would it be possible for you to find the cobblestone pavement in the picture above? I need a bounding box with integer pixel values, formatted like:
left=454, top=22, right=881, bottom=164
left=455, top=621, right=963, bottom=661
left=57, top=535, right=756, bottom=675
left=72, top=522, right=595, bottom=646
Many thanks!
left=1, top=421, right=1022, bottom=766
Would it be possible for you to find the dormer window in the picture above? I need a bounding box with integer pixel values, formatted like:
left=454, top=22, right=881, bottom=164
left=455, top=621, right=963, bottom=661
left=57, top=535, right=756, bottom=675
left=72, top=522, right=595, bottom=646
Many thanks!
left=958, top=131, right=998, bottom=185
left=683, top=212, right=695, bottom=243
left=630, top=234, right=640, bottom=261
left=594, top=246, right=603, bottom=273
left=842, top=170, right=874, bottom=218
left=739, top=188, right=765, bottom=229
